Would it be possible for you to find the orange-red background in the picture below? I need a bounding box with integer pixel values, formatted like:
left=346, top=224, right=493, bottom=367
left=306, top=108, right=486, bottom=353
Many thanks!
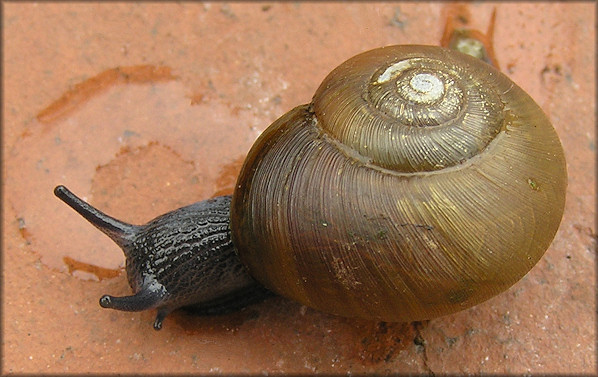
left=3, top=2, right=595, bottom=374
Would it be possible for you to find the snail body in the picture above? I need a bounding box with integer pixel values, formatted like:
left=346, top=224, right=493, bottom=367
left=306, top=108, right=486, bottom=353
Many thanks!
left=55, top=45, right=567, bottom=329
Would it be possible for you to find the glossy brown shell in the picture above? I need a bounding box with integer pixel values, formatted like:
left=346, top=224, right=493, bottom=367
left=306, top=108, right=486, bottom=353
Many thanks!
left=231, top=45, right=567, bottom=322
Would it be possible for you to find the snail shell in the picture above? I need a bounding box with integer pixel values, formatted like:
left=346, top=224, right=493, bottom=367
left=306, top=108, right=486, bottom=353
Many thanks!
left=231, top=45, right=567, bottom=322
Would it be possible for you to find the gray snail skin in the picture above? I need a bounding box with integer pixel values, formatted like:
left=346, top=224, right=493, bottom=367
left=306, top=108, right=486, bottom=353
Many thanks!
left=54, top=187, right=271, bottom=330
left=55, top=45, right=567, bottom=330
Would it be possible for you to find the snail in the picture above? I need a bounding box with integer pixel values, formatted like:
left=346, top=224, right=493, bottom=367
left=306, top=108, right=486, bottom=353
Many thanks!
left=54, top=45, right=567, bottom=330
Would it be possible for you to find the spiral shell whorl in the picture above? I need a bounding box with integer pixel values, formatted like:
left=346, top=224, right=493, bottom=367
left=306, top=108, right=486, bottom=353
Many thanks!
left=232, top=45, right=567, bottom=323
left=313, top=45, right=506, bottom=172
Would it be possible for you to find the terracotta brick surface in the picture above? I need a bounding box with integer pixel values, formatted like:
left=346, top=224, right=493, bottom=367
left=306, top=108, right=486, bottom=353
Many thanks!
left=3, top=2, right=595, bottom=374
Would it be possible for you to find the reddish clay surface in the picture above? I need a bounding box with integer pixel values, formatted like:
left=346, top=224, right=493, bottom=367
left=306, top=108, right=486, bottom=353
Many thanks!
left=3, top=2, right=595, bottom=374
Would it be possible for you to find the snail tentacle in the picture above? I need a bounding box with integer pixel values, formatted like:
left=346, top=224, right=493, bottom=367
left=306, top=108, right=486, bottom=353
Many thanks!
left=54, top=185, right=138, bottom=247
left=99, top=290, right=166, bottom=312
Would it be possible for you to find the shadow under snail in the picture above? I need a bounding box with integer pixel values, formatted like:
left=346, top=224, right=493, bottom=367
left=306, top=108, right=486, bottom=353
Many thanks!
left=54, top=45, right=567, bottom=330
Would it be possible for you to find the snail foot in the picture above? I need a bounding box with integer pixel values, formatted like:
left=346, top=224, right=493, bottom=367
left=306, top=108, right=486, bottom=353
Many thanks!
left=184, top=282, right=274, bottom=316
